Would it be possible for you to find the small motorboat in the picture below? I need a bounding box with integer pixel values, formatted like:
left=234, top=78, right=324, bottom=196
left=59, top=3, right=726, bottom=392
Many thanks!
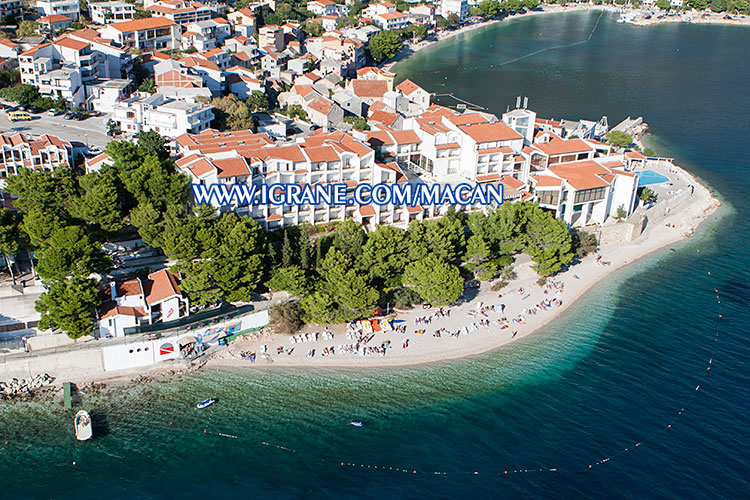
left=196, top=398, right=216, bottom=409
left=74, top=410, right=93, bottom=441
left=350, top=421, right=364, bottom=427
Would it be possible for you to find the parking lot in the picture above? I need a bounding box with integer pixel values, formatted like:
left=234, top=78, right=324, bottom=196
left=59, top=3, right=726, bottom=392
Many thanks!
left=0, top=107, right=113, bottom=149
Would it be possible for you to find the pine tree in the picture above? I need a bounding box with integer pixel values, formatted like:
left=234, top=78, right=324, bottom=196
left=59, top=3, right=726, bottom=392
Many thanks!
left=315, top=239, right=322, bottom=270
left=281, top=229, right=294, bottom=267
left=299, top=231, right=312, bottom=270
left=269, top=240, right=278, bottom=269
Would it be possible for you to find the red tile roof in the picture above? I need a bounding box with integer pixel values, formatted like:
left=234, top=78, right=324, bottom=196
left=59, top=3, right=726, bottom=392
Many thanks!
left=144, top=269, right=182, bottom=305
left=458, top=121, right=522, bottom=143
left=106, top=17, right=176, bottom=32
left=351, top=79, right=389, bottom=98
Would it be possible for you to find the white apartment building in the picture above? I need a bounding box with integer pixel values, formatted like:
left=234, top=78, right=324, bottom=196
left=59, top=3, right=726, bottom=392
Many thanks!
left=174, top=129, right=428, bottom=231
left=112, top=93, right=214, bottom=139
left=439, top=0, right=468, bottom=20
left=98, top=17, right=181, bottom=51
left=373, top=12, right=411, bottom=31
left=65, top=28, right=134, bottom=80
left=88, top=1, right=136, bottom=24
left=0, top=0, right=22, bottom=20
left=0, top=133, right=72, bottom=206
left=147, top=0, right=212, bottom=26
left=307, top=0, right=347, bottom=16
left=182, top=19, right=232, bottom=51
left=36, top=0, right=80, bottom=21
left=18, top=40, right=98, bottom=106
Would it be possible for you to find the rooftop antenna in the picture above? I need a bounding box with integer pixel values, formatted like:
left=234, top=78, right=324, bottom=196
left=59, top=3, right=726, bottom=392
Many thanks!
left=516, top=96, right=521, bottom=109
left=523, top=97, right=528, bottom=109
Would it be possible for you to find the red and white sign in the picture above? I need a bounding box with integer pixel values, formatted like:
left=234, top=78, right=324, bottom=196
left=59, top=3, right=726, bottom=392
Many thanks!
left=159, top=343, right=174, bottom=356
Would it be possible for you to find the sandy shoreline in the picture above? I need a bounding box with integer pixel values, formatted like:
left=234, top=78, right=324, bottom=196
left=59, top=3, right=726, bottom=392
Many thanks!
left=203, top=162, right=721, bottom=371
left=1, top=160, right=720, bottom=392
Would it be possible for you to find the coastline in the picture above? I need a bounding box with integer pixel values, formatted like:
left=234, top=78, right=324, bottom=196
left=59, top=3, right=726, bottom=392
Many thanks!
left=0, top=161, right=721, bottom=392
left=384, top=5, right=750, bottom=74
left=205, top=162, right=720, bottom=371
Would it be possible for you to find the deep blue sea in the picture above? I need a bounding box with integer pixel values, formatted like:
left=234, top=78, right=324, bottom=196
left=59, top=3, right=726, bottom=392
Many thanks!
left=2, top=12, right=749, bottom=499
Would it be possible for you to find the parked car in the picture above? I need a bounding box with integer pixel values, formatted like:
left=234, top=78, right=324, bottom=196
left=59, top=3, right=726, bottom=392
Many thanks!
left=75, top=113, right=88, bottom=120
left=63, top=112, right=76, bottom=120
left=48, top=108, right=63, bottom=116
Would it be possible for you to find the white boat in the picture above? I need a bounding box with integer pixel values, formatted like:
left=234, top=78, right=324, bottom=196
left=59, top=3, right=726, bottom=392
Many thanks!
left=350, top=421, right=364, bottom=427
left=74, top=410, right=93, bottom=441
left=196, top=398, right=216, bottom=409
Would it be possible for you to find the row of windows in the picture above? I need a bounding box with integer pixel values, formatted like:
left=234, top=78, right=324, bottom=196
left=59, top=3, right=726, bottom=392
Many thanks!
left=573, top=186, right=608, bottom=204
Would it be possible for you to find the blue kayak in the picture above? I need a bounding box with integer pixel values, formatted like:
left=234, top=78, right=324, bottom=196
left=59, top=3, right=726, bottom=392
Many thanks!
left=196, top=398, right=216, bottom=409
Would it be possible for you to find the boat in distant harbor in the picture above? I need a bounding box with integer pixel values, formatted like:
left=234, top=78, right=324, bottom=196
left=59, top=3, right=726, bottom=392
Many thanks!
left=74, top=410, right=92, bottom=441
left=350, top=421, right=364, bottom=427
left=197, top=398, right=216, bottom=409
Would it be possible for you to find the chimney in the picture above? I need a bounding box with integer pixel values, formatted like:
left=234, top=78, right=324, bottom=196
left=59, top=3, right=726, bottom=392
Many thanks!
left=516, top=96, right=521, bottom=109
left=523, top=97, right=528, bottom=109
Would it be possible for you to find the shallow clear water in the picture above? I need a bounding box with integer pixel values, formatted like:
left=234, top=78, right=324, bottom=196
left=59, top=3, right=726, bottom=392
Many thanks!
left=2, top=12, right=749, bottom=499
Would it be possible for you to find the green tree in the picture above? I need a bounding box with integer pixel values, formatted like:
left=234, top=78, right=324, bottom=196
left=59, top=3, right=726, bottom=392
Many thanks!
left=266, top=266, right=311, bottom=295
left=318, top=248, right=379, bottom=321
left=403, top=255, right=463, bottom=306
left=616, top=205, right=627, bottom=220
left=348, top=0, right=365, bottom=16
left=16, top=21, right=37, bottom=38
left=281, top=228, right=295, bottom=267
left=301, top=20, right=323, bottom=37
left=344, top=115, right=369, bottom=131
left=301, top=290, right=337, bottom=323
left=605, top=130, right=633, bottom=148
left=298, top=230, right=313, bottom=270
left=0, top=83, right=41, bottom=106
left=34, top=225, right=110, bottom=282
left=263, top=12, right=283, bottom=25
left=20, top=209, right=64, bottom=248
left=269, top=301, right=304, bottom=333
left=71, top=169, right=125, bottom=233
left=176, top=261, right=221, bottom=306
left=0, top=208, right=25, bottom=283
left=571, top=229, right=597, bottom=259
left=367, top=30, right=403, bottom=63
left=204, top=214, right=265, bottom=301
left=640, top=187, right=656, bottom=204
left=247, top=90, right=269, bottom=112
left=3, top=166, right=77, bottom=217
left=478, top=0, right=501, bottom=17
left=211, top=94, right=254, bottom=131
left=135, top=130, right=169, bottom=160
left=333, top=218, right=366, bottom=261
left=517, top=203, right=573, bottom=276
left=423, top=215, right=466, bottom=262
left=523, top=0, right=540, bottom=9
left=138, top=77, right=156, bottom=93
left=134, top=10, right=152, bottom=19
left=359, top=224, right=409, bottom=287
left=446, top=13, right=460, bottom=25
left=36, top=275, right=99, bottom=339
left=336, top=15, right=356, bottom=29
left=655, top=0, right=671, bottom=8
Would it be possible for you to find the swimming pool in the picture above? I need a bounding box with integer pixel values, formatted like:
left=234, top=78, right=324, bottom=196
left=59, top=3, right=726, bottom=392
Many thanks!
left=637, top=169, right=671, bottom=187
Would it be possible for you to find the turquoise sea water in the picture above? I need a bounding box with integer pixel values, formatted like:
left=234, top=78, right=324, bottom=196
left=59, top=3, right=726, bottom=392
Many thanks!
left=2, top=12, right=749, bottom=499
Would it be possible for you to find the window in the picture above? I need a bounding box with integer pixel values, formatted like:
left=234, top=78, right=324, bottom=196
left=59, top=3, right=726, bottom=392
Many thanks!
left=573, top=187, right=607, bottom=204
left=537, top=190, right=559, bottom=206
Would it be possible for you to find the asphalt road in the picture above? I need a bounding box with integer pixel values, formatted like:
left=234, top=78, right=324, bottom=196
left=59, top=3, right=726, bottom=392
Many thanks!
left=0, top=110, right=112, bottom=149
